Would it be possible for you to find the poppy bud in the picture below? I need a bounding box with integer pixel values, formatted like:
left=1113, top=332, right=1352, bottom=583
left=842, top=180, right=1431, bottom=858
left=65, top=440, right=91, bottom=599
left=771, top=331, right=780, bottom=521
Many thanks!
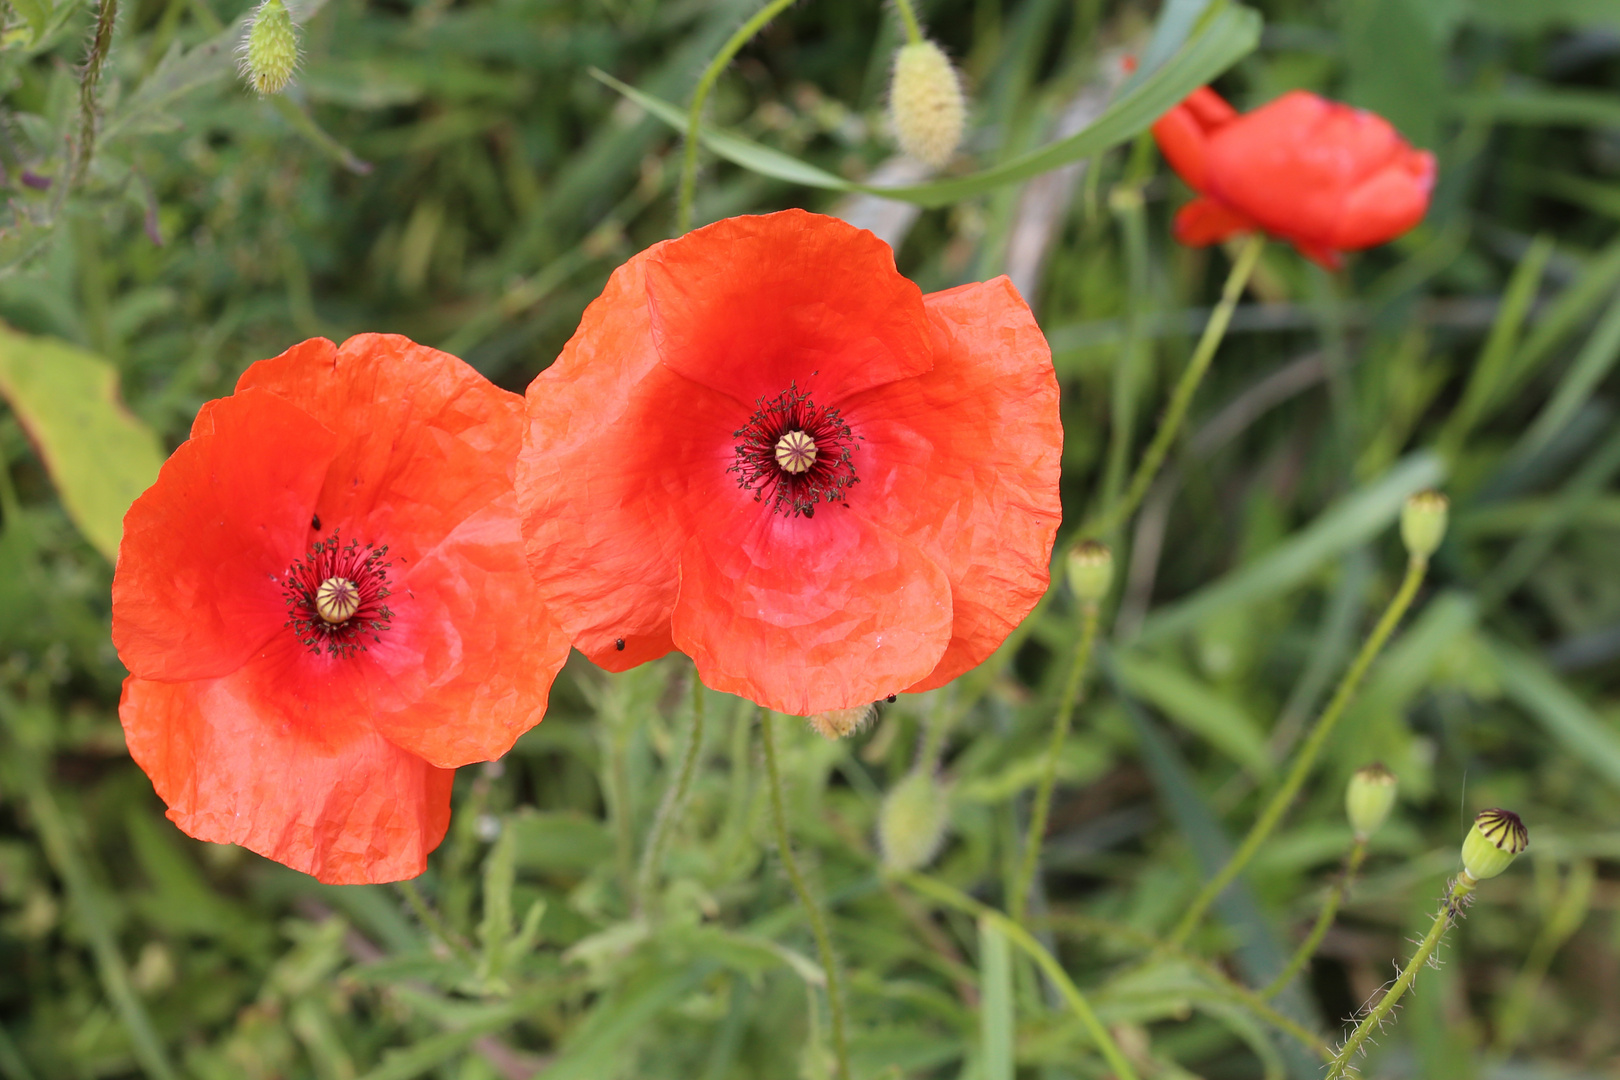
left=878, top=768, right=949, bottom=873
left=804, top=703, right=876, bottom=740
left=1345, top=762, right=1397, bottom=841
left=239, top=0, right=299, bottom=97
left=1401, top=490, right=1448, bottom=561
left=1460, top=808, right=1527, bottom=883
left=1066, top=540, right=1113, bottom=604
left=888, top=40, right=965, bottom=168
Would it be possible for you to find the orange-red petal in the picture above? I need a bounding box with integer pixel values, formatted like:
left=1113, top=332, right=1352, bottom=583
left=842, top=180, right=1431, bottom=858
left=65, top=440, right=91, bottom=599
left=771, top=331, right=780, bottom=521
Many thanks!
left=840, top=278, right=1063, bottom=691
left=121, top=666, right=453, bottom=885
left=1172, top=196, right=1257, bottom=247
left=112, top=389, right=336, bottom=682
left=642, top=210, right=934, bottom=407
left=672, top=505, right=952, bottom=715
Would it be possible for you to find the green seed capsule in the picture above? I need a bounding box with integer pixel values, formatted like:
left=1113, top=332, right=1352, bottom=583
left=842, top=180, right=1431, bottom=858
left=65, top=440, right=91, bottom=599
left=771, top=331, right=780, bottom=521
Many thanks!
left=1345, top=762, right=1397, bottom=841
left=1460, top=808, right=1527, bottom=882
left=1401, top=490, right=1448, bottom=561
left=888, top=40, right=965, bottom=168
left=878, top=768, right=949, bottom=873
left=239, top=0, right=299, bottom=97
left=1066, top=540, right=1114, bottom=604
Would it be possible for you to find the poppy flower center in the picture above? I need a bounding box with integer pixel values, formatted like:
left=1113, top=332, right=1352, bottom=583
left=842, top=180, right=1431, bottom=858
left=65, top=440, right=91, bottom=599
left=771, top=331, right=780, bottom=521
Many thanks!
left=283, top=533, right=395, bottom=657
left=729, top=382, right=859, bottom=518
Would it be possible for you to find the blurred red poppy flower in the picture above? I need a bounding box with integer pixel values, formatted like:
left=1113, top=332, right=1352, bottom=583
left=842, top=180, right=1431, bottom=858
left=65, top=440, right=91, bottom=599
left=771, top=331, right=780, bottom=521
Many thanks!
left=517, top=210, right=1062, bottom=716
left=112, top=335, right=570, bottom=884
left=1152, top=86, right=1436, bottom=268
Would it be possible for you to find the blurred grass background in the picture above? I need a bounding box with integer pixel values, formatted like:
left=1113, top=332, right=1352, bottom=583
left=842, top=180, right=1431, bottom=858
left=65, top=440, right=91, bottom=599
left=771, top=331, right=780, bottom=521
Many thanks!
left=2, top=0, right=1620, bottom=1076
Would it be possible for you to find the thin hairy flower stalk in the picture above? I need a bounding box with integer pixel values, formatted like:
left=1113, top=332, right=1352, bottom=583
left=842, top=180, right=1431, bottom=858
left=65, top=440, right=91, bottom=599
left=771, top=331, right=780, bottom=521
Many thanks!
left=1327, top=876, right=1474, bottom=1078
left=676, top=0, right=798, bottom=233
left=398, top=879, right=474, bottom=963
left=762, top=711, right=852, bottom=1080
left=1043, top=911, right=1331, bottom=1060
left=635, top=675, right=707, bottom=918
left=71, top=0, right=120, bottom=190
left=1089, top=231, right=1265, bottom=538
left=1010, top=599, right=1101, bottom=924
left=891, top=0, right=923, bottom=43
left=1169, top=554, right=1428, bottom=947
left=904, top=873, right=1141, bottom=1080
left=1261, top=840, right=1367, bottom=999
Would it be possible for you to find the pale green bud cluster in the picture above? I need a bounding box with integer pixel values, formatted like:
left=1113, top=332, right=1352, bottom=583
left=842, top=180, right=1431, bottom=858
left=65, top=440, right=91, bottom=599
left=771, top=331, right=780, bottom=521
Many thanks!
left=1460, top=808, right=1527, bottom=883
left=804, top=703, right=875, bottom=740
left=1345, top=762, right=1397, bottom=841
left=888, top=40, right=965, bottom=168
left=1401, top=489, right=1448, bottom=561
left=1066, top=540, right=1113, bottom=604
left=239, top=0, right=299, bottom=97
left=878, top=768, right=949, bottom=873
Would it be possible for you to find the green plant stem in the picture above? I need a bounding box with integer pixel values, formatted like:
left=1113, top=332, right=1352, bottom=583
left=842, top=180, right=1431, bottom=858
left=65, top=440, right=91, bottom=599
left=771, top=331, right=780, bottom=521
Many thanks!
left=636, top=675, right=707, bottom=918
left=676, top=0, right=798, bottom=234
left=1010, top=599, right=1100, bottom=924
left=904, top=874, right=1141, bottom=1080
left=1261, top=840, right=1367, bottom=1000
left=398, top=879, right=473, bottom=963
left=1089, top=231, right=1265, bottom=538
left=1326, top=875, right=1475, bottom=1079
left=892, top=0, right=923, bottom=43
left=71, top=0, right=120, bottom=190
left=1169, top=554, right=1428, bottom=947
left=761, top=711, right=852, bottom=1080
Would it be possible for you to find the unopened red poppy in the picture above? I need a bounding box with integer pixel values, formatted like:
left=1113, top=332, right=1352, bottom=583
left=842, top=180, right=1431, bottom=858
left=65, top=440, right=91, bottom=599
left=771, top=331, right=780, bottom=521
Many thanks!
left=112, top=335, right=570, bottom=884
left=1151, top=86, right=1435, bottom=268
left=517, top=210, right=1062, bottom=716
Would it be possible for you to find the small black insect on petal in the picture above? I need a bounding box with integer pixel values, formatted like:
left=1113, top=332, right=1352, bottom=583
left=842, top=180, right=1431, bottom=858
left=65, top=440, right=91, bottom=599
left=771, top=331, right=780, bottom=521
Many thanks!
left=311, top=513, right=322, bottom=531
left=615, top=638, right=626, bottom=651
left=886, top=694, right=897, bottom=703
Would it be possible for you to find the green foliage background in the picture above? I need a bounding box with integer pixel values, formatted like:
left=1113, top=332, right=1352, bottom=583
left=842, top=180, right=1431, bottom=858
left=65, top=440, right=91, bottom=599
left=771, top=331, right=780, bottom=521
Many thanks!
left=1, top=0, right=1619, bottom=1076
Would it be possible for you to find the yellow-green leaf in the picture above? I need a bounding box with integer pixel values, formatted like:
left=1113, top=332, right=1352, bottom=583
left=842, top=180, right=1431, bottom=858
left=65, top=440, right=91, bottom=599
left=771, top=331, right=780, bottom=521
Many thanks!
left=0, top=324, right=164, bottom=562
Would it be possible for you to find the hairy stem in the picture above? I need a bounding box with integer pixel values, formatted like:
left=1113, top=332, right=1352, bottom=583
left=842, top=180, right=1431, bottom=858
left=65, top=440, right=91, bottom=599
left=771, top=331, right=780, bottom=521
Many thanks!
left=891, top=0, right=923, bottom=43
left=71, top=0, right=120, bottom=190
left=762, top=711, right=852, bottom=1080
left=676, top=0, right=797, bottom=234
left=1327, top=876, right=1474, bottom=1078
left=1089, top=231, right=1265, bottom=538
left=636, top=675, right=707, bottom=918
left=1010, top=599, right=1100, bottom=924
left=1169, top=555, right=1428, bottom=947
left=1261, top=840, right=1367, bottom=999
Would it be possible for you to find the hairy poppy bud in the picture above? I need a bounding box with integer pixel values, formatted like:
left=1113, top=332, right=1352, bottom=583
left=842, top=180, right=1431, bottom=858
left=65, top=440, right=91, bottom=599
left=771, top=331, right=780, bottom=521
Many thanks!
left=888, top=40, right=965, bottom=168
left=1401, top=490, right=1448, bottom=561
left=1460, top=808, right=1527, bottom=883
left=1345, top=762, right=1397, bottom=841
left=239, top=0, right=299, bottom=96
left=878, top=768, right=949, bottom=873
left=1066, top=540, right=1113, bottom=604
left=805, top=703, right=876, bottom=740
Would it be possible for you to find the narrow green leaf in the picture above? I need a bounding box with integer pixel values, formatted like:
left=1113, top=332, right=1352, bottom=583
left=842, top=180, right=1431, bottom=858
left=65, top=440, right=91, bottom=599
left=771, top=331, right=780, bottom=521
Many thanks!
left=1136, top=452, right=1444, bottom=644
left=1514, top=287, right=1620, bottom=458
left=1115, top=653, right=1273, bottom=777
left=591, top=3, right=1261, bottom=208
left=1453, top=87, right=1620, bottom=129
left=1490, top=640, right=1620, bottom=792
left=0, top=324, right=164, bottom=562
left=978, top=916, right=1014, bottom=1080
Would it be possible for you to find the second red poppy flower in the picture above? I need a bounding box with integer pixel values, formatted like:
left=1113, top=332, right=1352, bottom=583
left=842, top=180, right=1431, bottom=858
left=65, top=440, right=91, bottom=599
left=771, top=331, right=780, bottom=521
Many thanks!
left=517, top=210, right=1063, bottom=716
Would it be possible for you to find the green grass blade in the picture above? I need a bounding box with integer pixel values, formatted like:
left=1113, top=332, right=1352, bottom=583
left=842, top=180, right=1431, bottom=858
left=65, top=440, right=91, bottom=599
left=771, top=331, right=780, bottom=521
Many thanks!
left=978, top=916, right=1015, bottom=1080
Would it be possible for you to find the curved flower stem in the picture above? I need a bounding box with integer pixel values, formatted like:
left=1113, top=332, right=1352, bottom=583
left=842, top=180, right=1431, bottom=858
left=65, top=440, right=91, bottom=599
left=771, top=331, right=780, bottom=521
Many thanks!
left=1261, top=840, right=1367, bottom=1000
left=1010, top=598, right=1101, bottom=925
left=1326, top=876, right=1475, bottom=1079
left=903, top=873, right=1141, bottom=1080
left=635, top=675, right=707, bottom=919
left=675, top=0, right=798, bottom=234
left=891, top=0, right=924, bottom=44
left=1088, top=232, right=1266, bottom=538
left=1169, top=554, right=1428, bottom=948
left=762, top=711, right=852, bottom=1080
left=70, top=0, right=120, bottom=191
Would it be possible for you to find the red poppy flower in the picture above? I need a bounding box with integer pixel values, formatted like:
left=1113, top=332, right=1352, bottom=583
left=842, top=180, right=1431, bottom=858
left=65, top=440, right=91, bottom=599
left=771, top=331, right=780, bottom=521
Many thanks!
left=112, top=335, right=570, bottom=884
left=517, top=210, right=1062, bottom=716
left=1151, top=86, right=1436, bottom=269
